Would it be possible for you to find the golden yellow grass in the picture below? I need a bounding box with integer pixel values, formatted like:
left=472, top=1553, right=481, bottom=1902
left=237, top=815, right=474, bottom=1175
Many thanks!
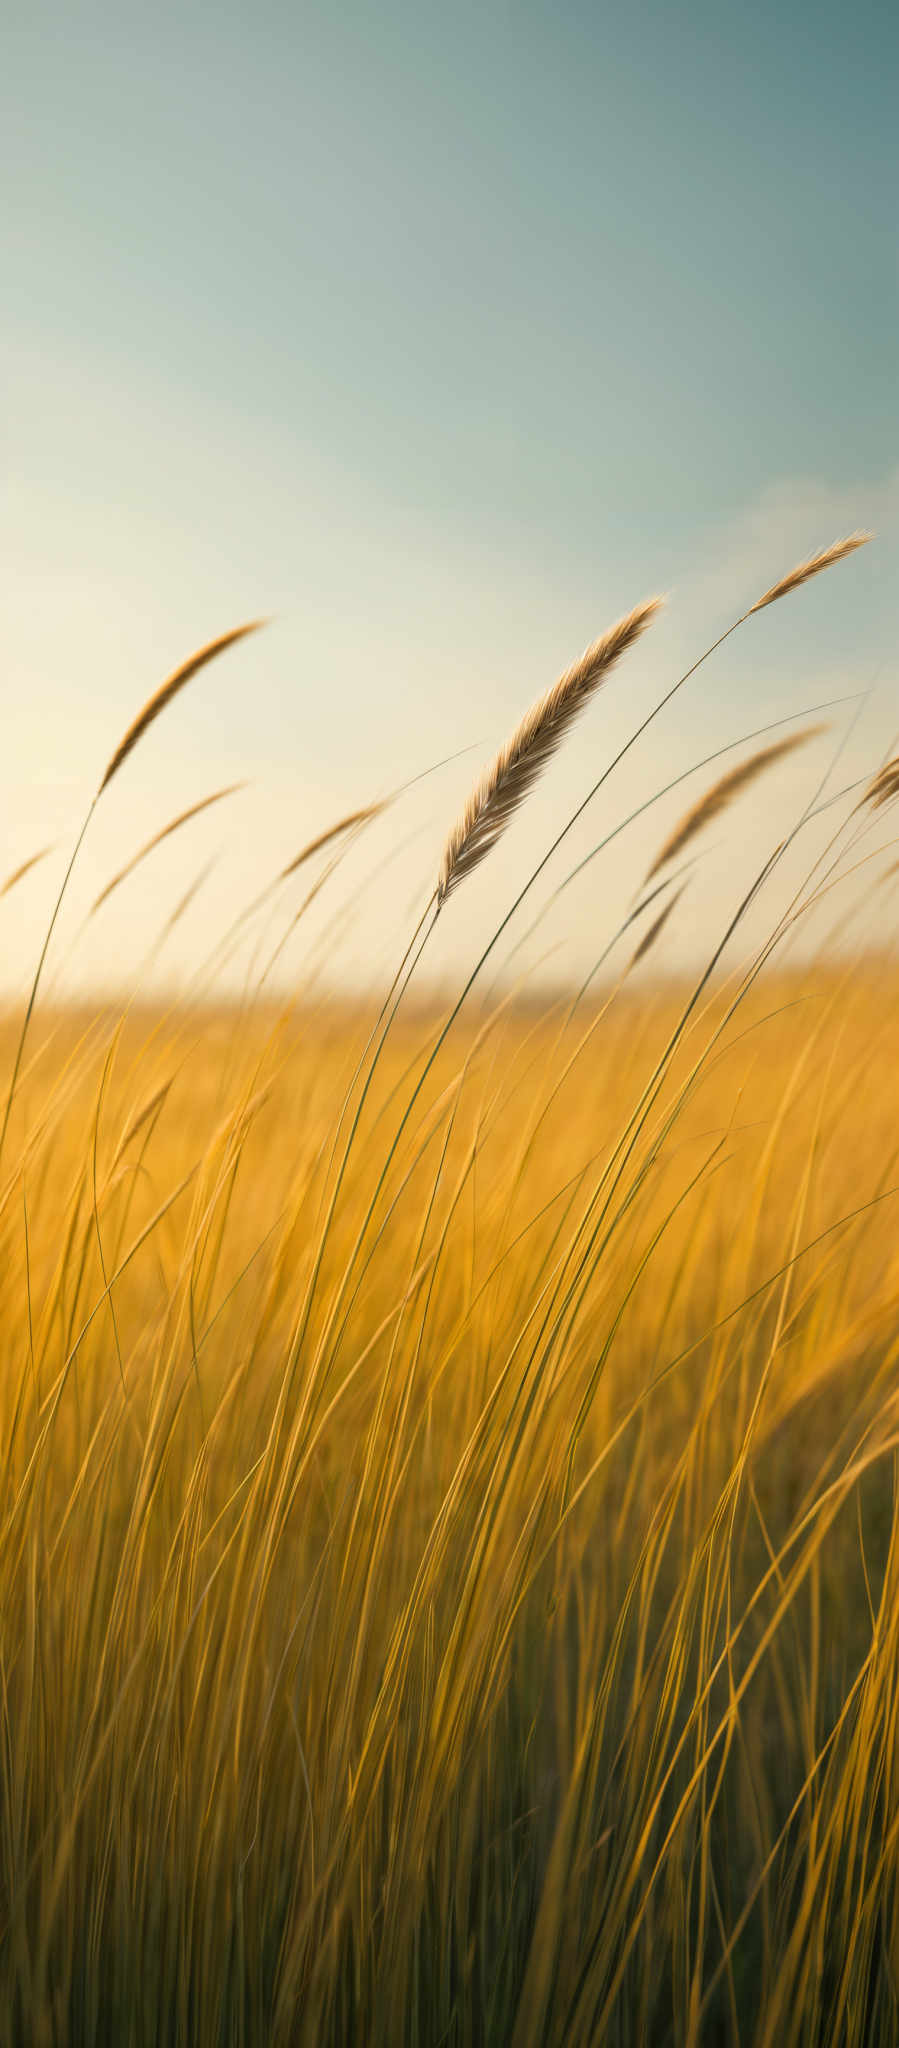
left=3, top=958, right=899, bottom=2044
left=0, top=845, right=55, bottom=897
left=281, top=803, right=388, bottom=877
left=0, top=527, right=890, bottom=2042
left=97, top=621, right=266, bottom=793
left=437, top=597, right=664, bottom=903
left=745, top=531, right=872, bottom=615
left=90, top=785, right=245, bottom=914
left=642, top=723, right=828, bottom=882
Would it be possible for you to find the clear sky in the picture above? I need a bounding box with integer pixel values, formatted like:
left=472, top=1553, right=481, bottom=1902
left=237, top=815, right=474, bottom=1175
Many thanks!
left=3, top=3, right=897, bottom=998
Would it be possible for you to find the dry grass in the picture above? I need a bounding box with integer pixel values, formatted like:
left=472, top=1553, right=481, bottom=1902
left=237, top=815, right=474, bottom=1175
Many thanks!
left=437, top=598, right=663, bottom=904
left=2, top=965, right=899, bottom=2046
left=745, top=531, right=872, bottom=616
left=281, top=804, right=388, bottom=878
left=0, top=847, right=55, bottom=899
left=2, top=537, right=898, bottom=2045
left=643, top=724, right=827, bottom=882
left=90, top=786, right=245, bottom=914
left=97, top=620, right=266, bottom=794
left=864, top=757, right=899, bottom=811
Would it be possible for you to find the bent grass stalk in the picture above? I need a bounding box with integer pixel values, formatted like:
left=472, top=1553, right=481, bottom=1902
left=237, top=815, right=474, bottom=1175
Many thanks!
left=491, top=688, right=865, bottom=999
left=299, top=536, right=871, bottom=1411
left=498, top=732, right=879, bottom=1511
left=90, top=785, right=245, bottom=915
left=3, top=526, right=890, bottom=2042
left=642, top=724, right=828, bottom=883
left=551, top=765, right=876, bottom=1485
left=0, top=621, right=264, bottom=1178
left=1, top=845, right=56, bottom=897
left=283, top=599, right=665, bottom=1409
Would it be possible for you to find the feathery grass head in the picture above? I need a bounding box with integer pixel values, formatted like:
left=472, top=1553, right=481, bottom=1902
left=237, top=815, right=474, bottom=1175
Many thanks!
left=281, top=803, right=386, bottom=879
left=862, top=758, right=899, bottom=812
left=98, top=621, right=266, bottom=795
left=644, top=724, right=828, bottom=882
left=631, top=881, right=686, bottom=967
left=159, top=858, right=219, bottom=941
left=438, top=597, right=664, bottom=906
left=1, top=845, right=55, bottom=899
left=747, top=533, right=871, bottom=617
left=91, top=784, right=245, bottom=914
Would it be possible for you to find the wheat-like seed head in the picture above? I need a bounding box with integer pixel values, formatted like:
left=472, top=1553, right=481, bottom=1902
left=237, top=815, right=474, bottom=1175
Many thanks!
left=437, top=597, right=664, bottom=906
left=98, top=622, right=266, bottom=794
left=160, top=859, right=219, bottom=941
left=91, top=785, right=245, bottom=913
left=747, top=533, right=871, bottom=616
left=644, top=724, right=828, bottom=882
left=0, top=846, right=55, bottom=899
left=863, top=759, right=899, bottom=811
left=631, top=882, right=686, bottom=966
left=280, top=803, right=386, bottom=879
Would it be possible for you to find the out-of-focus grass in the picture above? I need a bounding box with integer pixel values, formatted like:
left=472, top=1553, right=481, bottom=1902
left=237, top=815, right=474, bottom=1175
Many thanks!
left=2, top=955, right=899, bottom=2044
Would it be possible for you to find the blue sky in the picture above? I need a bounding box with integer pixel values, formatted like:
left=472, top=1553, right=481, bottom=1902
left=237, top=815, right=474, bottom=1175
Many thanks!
left=3, top=3, right=896, bottom=995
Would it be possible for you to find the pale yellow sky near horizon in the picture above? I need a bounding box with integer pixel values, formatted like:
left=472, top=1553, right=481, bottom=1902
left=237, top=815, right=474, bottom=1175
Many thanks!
left=3, top=464, right=896, bottom=1008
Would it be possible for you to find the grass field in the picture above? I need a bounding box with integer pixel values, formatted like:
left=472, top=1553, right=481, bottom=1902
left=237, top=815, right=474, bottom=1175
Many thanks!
left=3, top=545, right=899, bottom=2043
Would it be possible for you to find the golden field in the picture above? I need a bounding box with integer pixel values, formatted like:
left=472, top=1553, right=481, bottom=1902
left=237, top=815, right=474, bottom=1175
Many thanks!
left=2, top=952, right=899, bottom=2044
left=3, top=540, right=898, bottom=2042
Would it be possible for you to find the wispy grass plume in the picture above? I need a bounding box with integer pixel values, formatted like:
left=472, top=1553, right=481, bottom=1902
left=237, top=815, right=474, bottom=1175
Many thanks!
left=91, top=785, right=245, bottom=913
left=0, top=846, right=55, bottom=898
left=644, top=724, right=828, bottom=881
left=98, top=621, right=266, bottom=793
left=746, top=532, right=871, bottom=616
left=631, top=880, right=688, bottom=966
left=280, top=803, right=387, bottom=878
left=863, top=758, right=899, bottom=811
left=438, top=599, right=663, bottom=906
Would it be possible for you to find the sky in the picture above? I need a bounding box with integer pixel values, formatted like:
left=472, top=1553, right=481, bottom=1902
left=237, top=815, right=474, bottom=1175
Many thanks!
left=2, top=2, right=897, bottom=1001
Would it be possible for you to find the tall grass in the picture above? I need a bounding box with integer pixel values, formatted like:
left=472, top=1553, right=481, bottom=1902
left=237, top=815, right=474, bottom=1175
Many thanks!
left=3, top=538, right=898, bottom=2045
